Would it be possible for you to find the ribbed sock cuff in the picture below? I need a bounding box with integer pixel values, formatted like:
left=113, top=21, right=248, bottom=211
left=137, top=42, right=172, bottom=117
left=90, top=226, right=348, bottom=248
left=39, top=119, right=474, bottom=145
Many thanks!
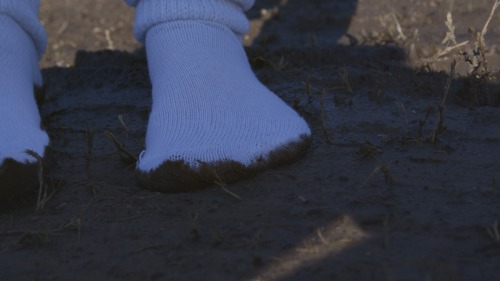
left=0, top=0, right=46, bottom=59
left=128, top=0, right=255, bottom=42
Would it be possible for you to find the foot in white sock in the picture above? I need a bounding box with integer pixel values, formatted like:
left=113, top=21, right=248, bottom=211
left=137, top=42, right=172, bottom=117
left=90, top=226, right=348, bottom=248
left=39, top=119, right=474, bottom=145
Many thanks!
left=0, top=15, right=48, bottom=201
left=136, top=21, right=311, bottom=192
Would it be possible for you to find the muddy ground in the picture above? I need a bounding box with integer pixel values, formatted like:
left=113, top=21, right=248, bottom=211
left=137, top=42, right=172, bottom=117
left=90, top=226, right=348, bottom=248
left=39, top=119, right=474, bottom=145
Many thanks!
left=1, top=0, right=500, bottom=280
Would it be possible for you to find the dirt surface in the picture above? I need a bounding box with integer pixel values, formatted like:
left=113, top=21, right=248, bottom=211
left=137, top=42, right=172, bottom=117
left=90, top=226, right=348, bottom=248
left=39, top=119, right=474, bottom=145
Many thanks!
left=2, top=0, right=500, bottom=280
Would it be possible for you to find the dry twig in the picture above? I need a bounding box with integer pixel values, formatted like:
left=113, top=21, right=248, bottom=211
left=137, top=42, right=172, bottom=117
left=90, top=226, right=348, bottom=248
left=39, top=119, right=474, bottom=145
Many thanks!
left=25, top=150, right=46, bottom=213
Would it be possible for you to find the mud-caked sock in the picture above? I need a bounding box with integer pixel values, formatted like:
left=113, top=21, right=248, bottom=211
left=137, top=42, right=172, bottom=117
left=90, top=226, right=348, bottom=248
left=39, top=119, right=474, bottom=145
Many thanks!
left=135, top=20, right=311, bottom=191
left=0, top=14, right=48, bottom=198
left=0, top=14, right=47, bottom=165
left=126, top=0, right=311, bottom=191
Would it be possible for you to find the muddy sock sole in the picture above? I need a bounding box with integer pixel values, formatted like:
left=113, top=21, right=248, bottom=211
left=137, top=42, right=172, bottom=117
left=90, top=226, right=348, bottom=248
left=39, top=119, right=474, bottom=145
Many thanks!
left=136, top=134, right=311, bottom=193
left=0, top=158, right=39, bottom=204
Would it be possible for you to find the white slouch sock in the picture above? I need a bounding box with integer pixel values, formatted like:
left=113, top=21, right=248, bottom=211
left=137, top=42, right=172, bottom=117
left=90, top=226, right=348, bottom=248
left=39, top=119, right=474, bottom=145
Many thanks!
left=0, top=0, right=48, bottom=166
left=127, top=0, right=311, bottom=190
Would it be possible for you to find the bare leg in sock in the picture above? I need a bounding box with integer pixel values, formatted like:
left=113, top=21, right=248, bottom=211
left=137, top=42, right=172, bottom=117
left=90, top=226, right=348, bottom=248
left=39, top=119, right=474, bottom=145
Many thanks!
left=0, top=0, right=48, bottom=202
left=125, top=0, right=312, bottom=192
